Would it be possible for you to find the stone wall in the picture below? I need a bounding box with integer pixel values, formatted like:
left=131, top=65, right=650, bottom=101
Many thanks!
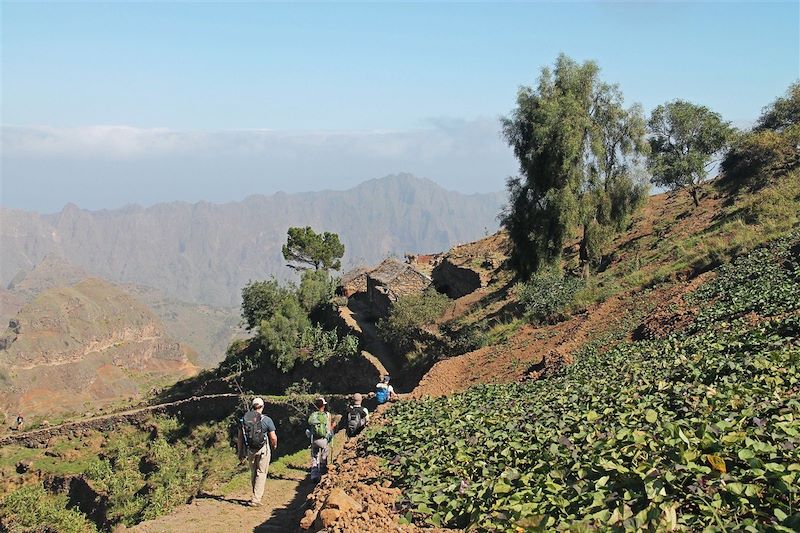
left=432, top=258, right=482, bottom=298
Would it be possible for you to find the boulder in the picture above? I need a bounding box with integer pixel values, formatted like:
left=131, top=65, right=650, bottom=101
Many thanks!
left=325, top=487, right=361, bottom=513
left=299, top=509, right=317, bottom=530
left=319, top=508, right=341, bottom=528
left=16, top=460, right=32, bottom=473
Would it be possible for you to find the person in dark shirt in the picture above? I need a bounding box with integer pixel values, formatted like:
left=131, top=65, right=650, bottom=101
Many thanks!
left=237, top=397, right=277, bottom=506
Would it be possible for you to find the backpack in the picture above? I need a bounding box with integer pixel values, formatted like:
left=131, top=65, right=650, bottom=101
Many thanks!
left=346, top=406, right=366, bottom=437
left=242, top=410, right=267, bottom=451
left=308, top=411, right=328, bottom=439
left=375, top=386, right=389, bottom=404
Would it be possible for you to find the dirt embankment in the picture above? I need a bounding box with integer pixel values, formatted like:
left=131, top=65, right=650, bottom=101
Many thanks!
left=299, top=405, right=457, bottom=533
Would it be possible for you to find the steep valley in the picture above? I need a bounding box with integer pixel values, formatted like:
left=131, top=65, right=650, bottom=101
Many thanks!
left=0, top=278, right=197, bottom=422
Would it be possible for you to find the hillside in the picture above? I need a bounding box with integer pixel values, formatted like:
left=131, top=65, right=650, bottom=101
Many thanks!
left=0, top=174, right=504, bottom=308
left=2, top=255, right=242, bottom=368
left=1, top=173, right=797, bottom=533
left=298, top=173, right=800, bottom=531
left=0, top=278, right=197, bottom=422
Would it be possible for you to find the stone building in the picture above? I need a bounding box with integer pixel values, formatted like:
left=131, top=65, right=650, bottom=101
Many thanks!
left=366, top=258, right=431, bottom=318
left=339, top=266, right=371, bottom=297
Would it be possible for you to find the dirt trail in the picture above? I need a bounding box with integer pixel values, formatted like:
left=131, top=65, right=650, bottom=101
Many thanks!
left=340, top=298, right=401, bottom=383
left=131, top=474, right=314, bottom=533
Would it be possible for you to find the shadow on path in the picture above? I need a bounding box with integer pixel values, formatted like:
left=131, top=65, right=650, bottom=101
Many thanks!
left=254, top=477, right=316, bottom=532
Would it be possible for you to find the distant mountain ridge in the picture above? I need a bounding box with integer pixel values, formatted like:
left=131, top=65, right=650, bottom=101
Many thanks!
left=1, top=174, right=505, bottom=307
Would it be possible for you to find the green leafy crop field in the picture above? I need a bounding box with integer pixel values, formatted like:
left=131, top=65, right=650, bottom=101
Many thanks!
left=367, top=235, right=800, bottom=531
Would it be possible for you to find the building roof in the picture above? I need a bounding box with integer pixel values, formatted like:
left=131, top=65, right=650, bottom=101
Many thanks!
left=369, top=258, right=430, bottom=285
left=341, top=266, right=371, bottom=285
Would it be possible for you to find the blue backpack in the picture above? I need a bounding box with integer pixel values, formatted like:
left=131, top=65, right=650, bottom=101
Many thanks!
left=375, top=386, right=389, bottom=404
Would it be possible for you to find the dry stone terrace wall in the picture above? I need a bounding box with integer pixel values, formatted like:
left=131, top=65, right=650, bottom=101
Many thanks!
left=1, top=393, right=357, bottom=449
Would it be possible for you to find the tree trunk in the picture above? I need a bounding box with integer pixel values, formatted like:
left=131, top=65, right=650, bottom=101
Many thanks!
left=580, top=222, right=591, bottom=279
left=690, top=186, right=700, bottom=207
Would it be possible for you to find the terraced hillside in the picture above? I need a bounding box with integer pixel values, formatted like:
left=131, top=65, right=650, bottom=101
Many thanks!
left=301, top=173, right=800, bottom=531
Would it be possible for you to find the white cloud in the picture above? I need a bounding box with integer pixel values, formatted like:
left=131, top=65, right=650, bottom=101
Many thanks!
left=0, top=119, right=518, bottom=211
left=2, top=119, right=509, bottom=161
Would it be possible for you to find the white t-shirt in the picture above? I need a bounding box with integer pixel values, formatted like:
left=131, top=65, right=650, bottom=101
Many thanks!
left=376, top=383, right=395, bottom=395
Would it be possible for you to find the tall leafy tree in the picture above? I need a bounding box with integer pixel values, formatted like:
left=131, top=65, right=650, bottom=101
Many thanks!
left=647, top=100, right=733, bottom=206
left=282, top=226, right=345, bottom=271
left=501, top=54, right=648, bottom=278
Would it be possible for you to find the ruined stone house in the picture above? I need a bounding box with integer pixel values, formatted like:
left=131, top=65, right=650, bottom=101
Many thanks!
left=366, top=258, right=431, bottom=318
left=339, top=266, right=371, bottom=297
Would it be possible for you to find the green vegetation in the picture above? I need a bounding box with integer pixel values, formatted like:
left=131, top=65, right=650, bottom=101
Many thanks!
left=1, top=484, right=98, bottom=533
left=501, top=54, right=648, bottom=278
left=231, top=268, right=358, bottom=372
left=80, top=416, right=236, bottom=526
left=515, top=271, right=584, bottom=324
left=366, top=235, right=800, bottom=531
left=378, top=289, right=451, bottom=356
left=282, top=226, right=345, bottom=271
left=0, top=416, right=243, bottom=531
left=647, top=100, right=734, bottom=206
left=722, top=82, right=800, bottom=191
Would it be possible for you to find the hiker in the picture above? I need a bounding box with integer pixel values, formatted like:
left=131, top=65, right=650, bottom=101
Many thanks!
left=306, top=397, right=333, bottom=482
left=237, top=397, right=278, bottom=507
left=375, top=375, right=397, bottom=404
left=346, top=393, right=369, bottom=438
left=15, top=414, right=23, bottom=430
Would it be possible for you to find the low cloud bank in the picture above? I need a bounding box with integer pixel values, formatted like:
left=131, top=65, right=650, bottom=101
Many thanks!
left=2, top=118, right=517, bottom=212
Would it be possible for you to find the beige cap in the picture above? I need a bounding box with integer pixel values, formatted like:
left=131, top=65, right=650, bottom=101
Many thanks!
left=352, top=393, right=363, bottom=403
left=252, top=397, right=264, bottom=408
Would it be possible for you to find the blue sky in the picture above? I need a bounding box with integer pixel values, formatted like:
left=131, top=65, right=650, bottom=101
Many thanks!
left=2, top=1, right=798, bottom=211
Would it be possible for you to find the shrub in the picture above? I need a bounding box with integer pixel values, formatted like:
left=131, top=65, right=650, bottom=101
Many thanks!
left=378, top=289, right=451, bottom=354
left=299, top=324, right=359, bottom=367
left=0, top=484, right=98, bottom=533
left=84, top=420, right=204, bottom=526
left=515, top=272, right=584, bottom=324
left=240, top=279, right=294, bottom=331
left=297, top=270, right=338, bottom=314
left=721, top=127, right=800, bottom=190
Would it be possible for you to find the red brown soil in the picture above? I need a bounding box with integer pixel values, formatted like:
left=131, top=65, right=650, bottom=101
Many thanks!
left=299, top=407, right=458, bottom=532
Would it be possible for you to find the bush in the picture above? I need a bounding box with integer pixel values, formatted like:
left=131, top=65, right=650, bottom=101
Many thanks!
left=516, top=272, right=584, bottom=324
left=84, top=419, right=206, bottom=526
left=0, top=484, right=98, bottom=533
left=378, top=289, right=451, bottom=354
left=240, top=279, right=294, bottom=331
left=721, top=126, right=800, bottom=190
left=299, top=324, right=359, bottom=367
left=297, top=270, right=338, bottom=314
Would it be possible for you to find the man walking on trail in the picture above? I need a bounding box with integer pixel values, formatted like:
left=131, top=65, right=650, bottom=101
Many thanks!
left=307, top=397, right=333, bottom=482
left=237, top=397, right=278, bottom=507
left=346, top=393, right=369, bottom=437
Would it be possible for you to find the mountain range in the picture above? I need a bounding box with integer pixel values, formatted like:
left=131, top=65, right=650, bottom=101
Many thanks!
left=1, top=174, right=505, bottom=308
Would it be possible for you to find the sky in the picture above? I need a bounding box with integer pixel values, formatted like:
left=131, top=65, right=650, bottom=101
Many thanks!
left=1, top=1, right=798, bottom=213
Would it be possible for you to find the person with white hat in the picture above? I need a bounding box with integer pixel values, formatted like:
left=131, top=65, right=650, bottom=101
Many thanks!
left=306, top=397, right=333, bottom=482
left=237, top=397, right=277, bottom=506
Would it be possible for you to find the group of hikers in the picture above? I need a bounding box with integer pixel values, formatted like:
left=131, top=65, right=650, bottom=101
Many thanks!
left=236, top=375, right=398, bottom=507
